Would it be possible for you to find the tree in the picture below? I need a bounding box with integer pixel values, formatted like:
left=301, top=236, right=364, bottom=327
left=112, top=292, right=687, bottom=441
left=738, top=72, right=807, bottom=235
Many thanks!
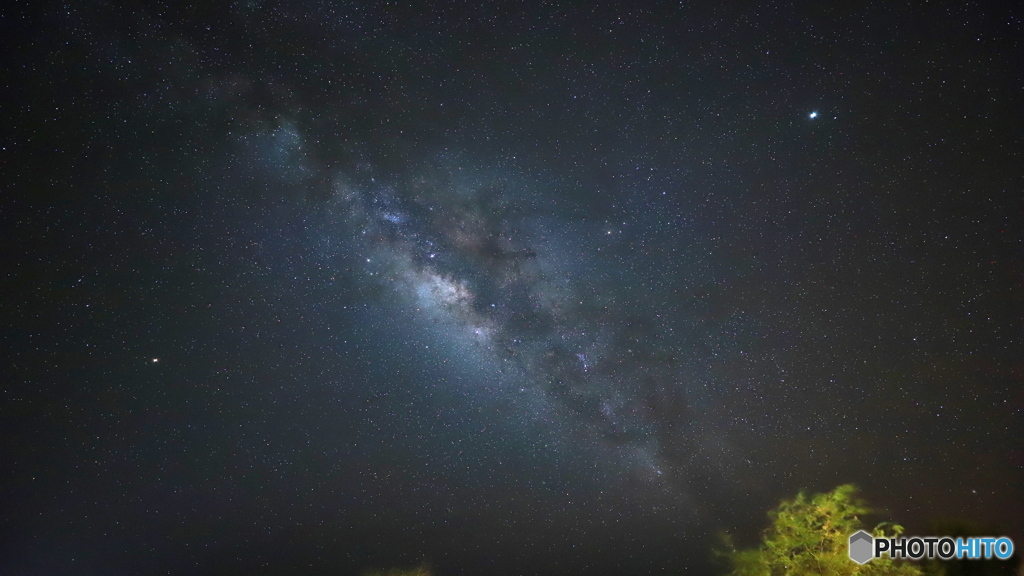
left=719, top=484, right=923, bottom=576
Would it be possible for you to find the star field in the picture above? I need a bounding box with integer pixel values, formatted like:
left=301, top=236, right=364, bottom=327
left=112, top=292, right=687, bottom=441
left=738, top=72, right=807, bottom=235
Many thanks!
left=2, top=1, right=1022, bottom=575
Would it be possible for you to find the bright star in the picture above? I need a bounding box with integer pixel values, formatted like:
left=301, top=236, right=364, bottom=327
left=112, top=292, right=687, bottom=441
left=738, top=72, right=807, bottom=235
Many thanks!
left=809, top=111, right=818, bottom=119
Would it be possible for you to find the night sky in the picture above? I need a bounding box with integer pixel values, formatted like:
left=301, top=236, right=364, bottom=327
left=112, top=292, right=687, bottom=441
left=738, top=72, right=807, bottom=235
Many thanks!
left=3, top=1, right=1022, bottom=575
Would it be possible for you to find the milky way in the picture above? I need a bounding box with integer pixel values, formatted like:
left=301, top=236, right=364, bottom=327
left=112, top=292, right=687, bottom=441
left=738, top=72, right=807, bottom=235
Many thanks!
left=318, top=156, right=730, bottom=494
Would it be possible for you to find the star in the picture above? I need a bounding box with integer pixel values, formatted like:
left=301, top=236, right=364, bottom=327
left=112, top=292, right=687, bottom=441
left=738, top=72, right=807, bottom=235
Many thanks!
left=809, top=111, right=818, bottom=119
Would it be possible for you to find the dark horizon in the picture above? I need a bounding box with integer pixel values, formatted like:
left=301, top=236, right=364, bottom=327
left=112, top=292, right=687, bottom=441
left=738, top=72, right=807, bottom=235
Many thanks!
left=2, top=1, right=1021, bottom=574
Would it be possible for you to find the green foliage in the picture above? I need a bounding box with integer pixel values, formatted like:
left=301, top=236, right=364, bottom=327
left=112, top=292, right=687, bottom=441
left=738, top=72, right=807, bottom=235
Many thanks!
left=360, top=562, right=433, bottom=576
left=719, top=484, right=923, bottom=576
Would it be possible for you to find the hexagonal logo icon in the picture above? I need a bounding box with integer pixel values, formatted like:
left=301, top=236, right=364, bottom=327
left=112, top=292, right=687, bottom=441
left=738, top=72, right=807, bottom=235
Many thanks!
left=849, top=530, right=874, bottom=564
